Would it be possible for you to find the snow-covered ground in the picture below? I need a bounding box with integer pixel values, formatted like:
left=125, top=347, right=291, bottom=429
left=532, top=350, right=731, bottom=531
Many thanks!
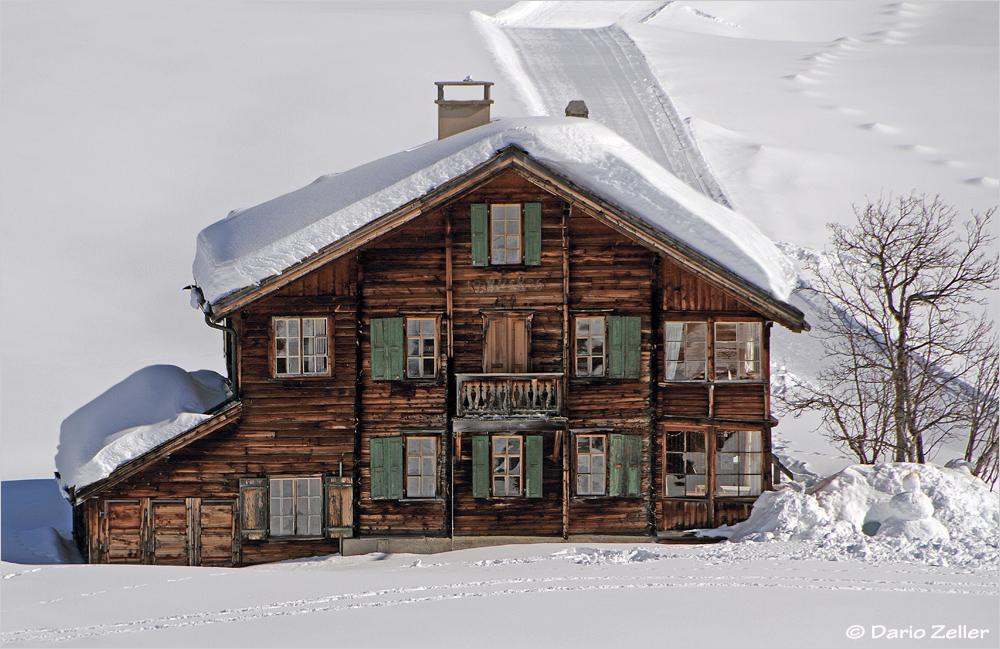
left=3, top=466, right=998, bottom=647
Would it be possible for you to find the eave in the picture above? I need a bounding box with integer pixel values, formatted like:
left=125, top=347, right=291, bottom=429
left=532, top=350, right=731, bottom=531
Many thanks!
left=73, top=400, right=243, bottom=503
left=206, top=145, right=808, bottom=332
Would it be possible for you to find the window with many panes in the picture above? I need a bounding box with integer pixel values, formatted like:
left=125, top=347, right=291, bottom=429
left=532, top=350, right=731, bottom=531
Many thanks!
left=492, top=435, right=522, bottom=496
left=663, top=430, right=706, bottom=496
left=575, top=317, right=606, bottom=377
left=491, top=204, right=521, bottom=265
left=406, top=437, right=437, bottom=498
left=714, top=322, right=762, bottom=381
left=576, top=434, right=606, bottom=495
left=406, top=318, right=437, bottom=378
left=663, top=322, right=707, bottom=381
left=269, top=476, right=322, bottom=536
left=274, top=317, right=329, bottom=377
left=715, top=430, right=763, bottom=496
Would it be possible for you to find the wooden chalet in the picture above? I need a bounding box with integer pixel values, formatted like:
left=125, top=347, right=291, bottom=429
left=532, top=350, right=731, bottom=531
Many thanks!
left=69, top=82, right=807, bottom=566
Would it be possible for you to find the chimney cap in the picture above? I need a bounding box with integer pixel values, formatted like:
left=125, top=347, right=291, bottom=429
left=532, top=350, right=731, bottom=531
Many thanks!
left=565, top=100, right=589, bottom=118
left=435, top=79, right=495, bottom=87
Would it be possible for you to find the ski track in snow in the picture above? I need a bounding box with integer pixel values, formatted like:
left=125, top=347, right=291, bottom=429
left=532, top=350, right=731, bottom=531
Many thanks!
left=4, top=569, right=995, bottom=644
left=482, top=13, right=730, bottom=206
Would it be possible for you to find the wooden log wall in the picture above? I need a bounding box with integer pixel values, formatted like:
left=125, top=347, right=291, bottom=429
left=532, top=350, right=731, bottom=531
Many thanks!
left=565, top=207, right=655, bottom=535
left=85, top=256, right=356, bottom=565
left=451, top=432, right=563, bottom=536
left=357, top=212, right=449, bottom=535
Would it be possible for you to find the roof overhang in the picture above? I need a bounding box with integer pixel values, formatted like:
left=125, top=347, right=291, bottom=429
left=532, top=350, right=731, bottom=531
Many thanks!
left=73, top=400, right=243, bottom=503
left=206, top=145, right=807, bottom=332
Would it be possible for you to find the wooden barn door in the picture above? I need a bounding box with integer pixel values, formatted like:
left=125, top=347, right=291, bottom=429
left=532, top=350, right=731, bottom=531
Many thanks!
left=104, top=500, right=142, bottom=564
left=198, top=500, right=237, bottom=567
left=151, top=500, right=188, bottom=565
left=484, top=314, right=529, bottom=373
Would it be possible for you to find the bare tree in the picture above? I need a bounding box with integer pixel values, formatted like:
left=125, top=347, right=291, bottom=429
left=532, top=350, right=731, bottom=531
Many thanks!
left=782, top=194, right=997, bottom=466
left=959, top=328, right=999, bottom=485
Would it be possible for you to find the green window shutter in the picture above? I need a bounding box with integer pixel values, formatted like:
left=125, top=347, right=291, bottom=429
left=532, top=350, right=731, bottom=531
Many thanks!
left=370, top=318, right=388, bottom=381
left=626, top=435, right=641, bottom=497
left=472, top=435, right=489, bottom=498
left=323, top=475, right=354, bottom=538
left=386, top=317, right=404, bottom=381
left=523, top=202, right=542, bottom=266
left=387, top=436, right=404, bottom=499
left=525, top=435, right=543, bottom=498
left=608, top=316, right=624, bottom=379
left=608, top=434, right=625, bottom=497
left=371, top=437, right=404, bottom=500
left=471, top=203, right=489, bottom=267
left=239, top=477, right=268, bottom=540
left=624, top=316, right=641, bottom=379
left=371, top=318, right=403, bottom=381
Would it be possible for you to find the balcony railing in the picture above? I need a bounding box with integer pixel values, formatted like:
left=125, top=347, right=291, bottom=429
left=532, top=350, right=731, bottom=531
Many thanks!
left=455, top=373, right=563, bottom=417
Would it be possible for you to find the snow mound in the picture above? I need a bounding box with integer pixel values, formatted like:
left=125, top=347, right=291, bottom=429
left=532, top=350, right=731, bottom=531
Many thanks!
left=722, top=463, right=999, bottom=570
left=554, top=546, right=664, bottom=565
left=56, top=365, right=230, bottom=493
left=193, top=117, right=792, bottom=307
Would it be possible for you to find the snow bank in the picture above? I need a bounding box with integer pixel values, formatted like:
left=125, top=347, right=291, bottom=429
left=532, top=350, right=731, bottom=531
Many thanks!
left=718, top=463, right=999, bottom=570
left=1, top=479, right=82, bottom=564
left=193, top=117, right=792, bottom=306
left=55, top=365, right=230, bottom=493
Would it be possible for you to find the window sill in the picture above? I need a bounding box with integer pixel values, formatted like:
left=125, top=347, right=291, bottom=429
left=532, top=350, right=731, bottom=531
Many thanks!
left=270, top=374, right=332, bottom=381
left=265, top=535, right=327, bottom=543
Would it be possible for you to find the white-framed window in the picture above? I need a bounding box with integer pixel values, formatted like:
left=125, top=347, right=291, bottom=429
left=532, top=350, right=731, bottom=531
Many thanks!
left=406, top=318, right=437, bottom=378
left=664, top=430, right=706, bottom=497
left=490, top=204, right=521, bottom=265
left=492, top=435, right=522, bottom=496
left=575, top=434, right=606, bottom=495
left=575, top=317, right=606, bottom=377
left=663, top=322, right=707, bottom=381
left=274, top=316, right=329, bottom=377
left=406, top=437, right=437, bottom=498
left=269, top=476, right=322, bottom=536
left=715, top=430, right=763, bottom=496
left=714, top=322, right=762, bottom=381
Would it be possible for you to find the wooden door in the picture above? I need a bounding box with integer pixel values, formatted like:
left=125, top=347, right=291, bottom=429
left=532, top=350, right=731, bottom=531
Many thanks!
left=105, top=500, right=142, bottom=564
left=199, top=500, right=236, bottom=567
left=151, top=500, right=188, bottom=565
left=484, top=315, right=529, bottom=373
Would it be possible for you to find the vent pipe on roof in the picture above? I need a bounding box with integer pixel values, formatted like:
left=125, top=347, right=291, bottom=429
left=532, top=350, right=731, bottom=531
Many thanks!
left=565, top=100, right=588, bottom=118
left=435, top=79, right=494, bottom=140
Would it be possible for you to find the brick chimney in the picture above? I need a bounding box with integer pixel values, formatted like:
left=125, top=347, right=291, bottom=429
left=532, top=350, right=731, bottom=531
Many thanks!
left=435, top=79, right=494, bottom=140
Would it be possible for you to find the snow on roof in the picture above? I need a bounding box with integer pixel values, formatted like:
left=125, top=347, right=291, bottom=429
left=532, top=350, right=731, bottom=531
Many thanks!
left=55, top=365, right=230, bottom=493
left=193, top=117, right=793, bottom=307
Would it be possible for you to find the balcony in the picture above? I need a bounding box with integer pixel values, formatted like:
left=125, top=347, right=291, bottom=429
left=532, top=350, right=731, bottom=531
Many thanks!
left=455, top=373, right=563, bottom=417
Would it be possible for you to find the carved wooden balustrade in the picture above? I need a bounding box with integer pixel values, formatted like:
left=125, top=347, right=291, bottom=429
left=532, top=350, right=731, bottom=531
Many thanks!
left=455, top=373, right=563, bottom=417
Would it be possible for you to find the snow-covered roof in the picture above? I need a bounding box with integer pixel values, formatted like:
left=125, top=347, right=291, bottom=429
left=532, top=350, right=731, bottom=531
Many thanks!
left=193, top=117, right=793, bottom=308
left=56, top=365, right=231, bottom=493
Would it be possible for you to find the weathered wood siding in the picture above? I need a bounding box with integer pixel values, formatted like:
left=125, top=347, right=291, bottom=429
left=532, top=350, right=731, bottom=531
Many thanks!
left=82, top=256, right=357, bottom=565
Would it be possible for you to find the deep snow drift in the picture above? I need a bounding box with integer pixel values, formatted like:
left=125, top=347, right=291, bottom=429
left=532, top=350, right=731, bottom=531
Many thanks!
left=713, top=462, right=999, bottom=572
left=55, top=365, right=230, bottom=493
left=192, top=117, right=793, bottom=307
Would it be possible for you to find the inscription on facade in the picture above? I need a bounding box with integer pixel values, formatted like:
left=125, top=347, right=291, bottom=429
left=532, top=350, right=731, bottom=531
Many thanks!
left=467, top=276, right=543, bottom=294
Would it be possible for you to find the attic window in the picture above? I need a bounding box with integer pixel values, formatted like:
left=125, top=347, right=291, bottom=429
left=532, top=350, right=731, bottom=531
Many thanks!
left=470, top=203, right=542, bottom=266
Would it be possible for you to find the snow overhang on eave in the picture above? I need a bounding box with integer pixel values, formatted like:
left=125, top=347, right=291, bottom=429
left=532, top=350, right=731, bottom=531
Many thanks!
left=205, top=145, right=808, bottom=333
left=72, top=400, right=243, bottom=503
